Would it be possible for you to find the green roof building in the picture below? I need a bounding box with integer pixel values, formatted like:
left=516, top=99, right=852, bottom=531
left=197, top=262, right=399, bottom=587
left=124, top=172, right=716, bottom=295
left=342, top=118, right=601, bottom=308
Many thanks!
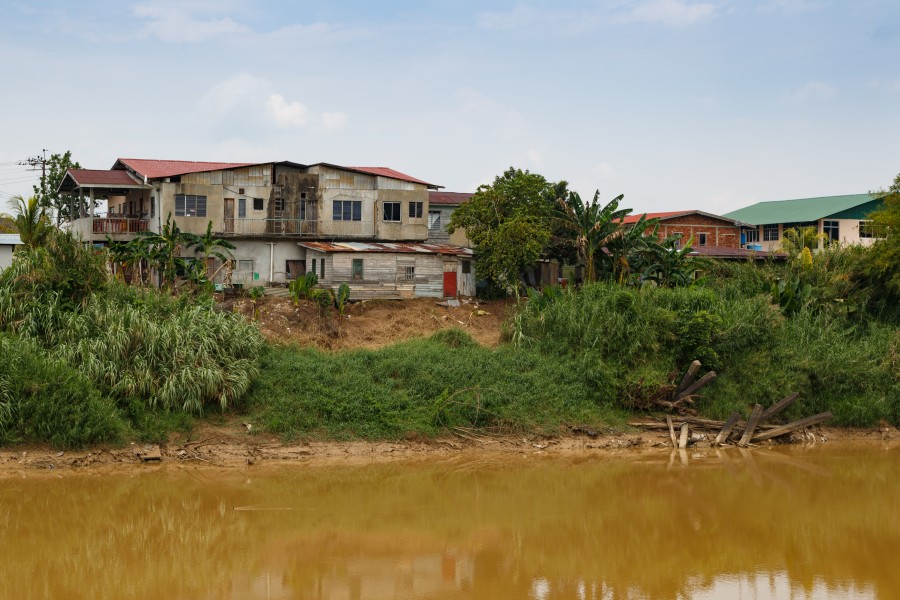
left=724, top=193, right=885, bottom=251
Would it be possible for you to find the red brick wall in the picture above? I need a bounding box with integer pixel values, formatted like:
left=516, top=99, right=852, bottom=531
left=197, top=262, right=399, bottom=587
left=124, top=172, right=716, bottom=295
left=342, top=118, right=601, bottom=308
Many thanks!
left=653, top=215, right=741, bottom=248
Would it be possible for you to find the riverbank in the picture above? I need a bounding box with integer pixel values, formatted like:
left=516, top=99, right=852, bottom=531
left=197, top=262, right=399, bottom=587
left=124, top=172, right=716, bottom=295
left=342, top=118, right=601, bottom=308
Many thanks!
left=3, top=419, right=898, bottom=476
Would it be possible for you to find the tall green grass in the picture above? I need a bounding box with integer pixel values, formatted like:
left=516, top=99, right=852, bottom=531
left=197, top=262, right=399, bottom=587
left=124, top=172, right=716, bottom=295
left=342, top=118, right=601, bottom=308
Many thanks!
left=246, top=329, right=625, bottom=440
left=513, top=279, right=900, bottom=426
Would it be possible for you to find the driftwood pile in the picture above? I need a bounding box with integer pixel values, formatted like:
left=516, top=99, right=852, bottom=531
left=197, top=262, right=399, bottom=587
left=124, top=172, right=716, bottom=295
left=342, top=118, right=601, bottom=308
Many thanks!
left=635, top=361, right=832, bottom=447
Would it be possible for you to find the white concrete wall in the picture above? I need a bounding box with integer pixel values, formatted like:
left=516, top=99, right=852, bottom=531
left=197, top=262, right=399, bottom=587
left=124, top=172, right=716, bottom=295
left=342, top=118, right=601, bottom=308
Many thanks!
left=0, top=245, right=13, bottom=271
left=226, top=240, right=307, bottom=285
left=750, top=218, right=881, bottom=252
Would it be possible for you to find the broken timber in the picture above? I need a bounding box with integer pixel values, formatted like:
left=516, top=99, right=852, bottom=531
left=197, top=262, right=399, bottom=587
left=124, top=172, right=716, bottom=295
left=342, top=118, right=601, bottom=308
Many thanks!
left=738, top=404, right=764, bottom=446
left=750, top=412, right=833, bottom=443
left=713, top=412, right=741, bottom=447
left=666, top=415, right=677, bottom=448
left=674, top=360, right=702, bottom=397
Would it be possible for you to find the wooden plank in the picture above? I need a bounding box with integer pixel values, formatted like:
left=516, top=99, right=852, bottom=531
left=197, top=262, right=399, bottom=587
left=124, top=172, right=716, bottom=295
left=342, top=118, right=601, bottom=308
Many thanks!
left=676, top=371, right=717, bottom=401
left=738, top=404, right=764, bottom=446
left=666, top=415, right=677, bottom=448
left=750, top=412, right=833, bottom=443
left=759, top=392, right=800, bottom=423
left=678, top=423, right=689, bottom=449
left=713, top=412, right=741, bottom=446
left=675, top=360, right=702, bottom=397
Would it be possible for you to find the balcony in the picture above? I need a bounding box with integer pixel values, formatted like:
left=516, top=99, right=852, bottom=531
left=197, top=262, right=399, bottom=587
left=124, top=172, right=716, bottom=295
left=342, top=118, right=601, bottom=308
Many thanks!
left=69, top=215, right=150, bottom=242
left=219, top=219, right=375, bottom=238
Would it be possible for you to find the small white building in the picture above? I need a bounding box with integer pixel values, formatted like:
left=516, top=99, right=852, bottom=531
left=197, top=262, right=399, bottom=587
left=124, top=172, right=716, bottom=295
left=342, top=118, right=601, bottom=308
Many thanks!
left=0, top=234, right=23, bottom=271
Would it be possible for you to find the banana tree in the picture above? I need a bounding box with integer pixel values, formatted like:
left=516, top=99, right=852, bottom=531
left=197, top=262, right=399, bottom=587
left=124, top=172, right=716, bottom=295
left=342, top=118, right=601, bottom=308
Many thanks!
left=136, top=213, right=192, bottom=288
left=606, top=215, right=660, bottom=285
left=556, top=191, right=630, bottom=283
left=185, top=220, right=236, bottom=278
left=640, top=235, right=708, bottom=288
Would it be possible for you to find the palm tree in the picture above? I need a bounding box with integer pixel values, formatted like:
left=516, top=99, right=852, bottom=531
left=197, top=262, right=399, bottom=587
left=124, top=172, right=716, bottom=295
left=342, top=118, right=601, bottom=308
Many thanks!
left=782, top=226, right=827, bottom=258
left=0, top=195, right=53, bottom=248
left=186, top=221, right=236, bottom=278
left=556, top=191, right=631, bottom=283
left=137, top=213, right=192, bottom=288
left=607, top=214, right=660, bottom=285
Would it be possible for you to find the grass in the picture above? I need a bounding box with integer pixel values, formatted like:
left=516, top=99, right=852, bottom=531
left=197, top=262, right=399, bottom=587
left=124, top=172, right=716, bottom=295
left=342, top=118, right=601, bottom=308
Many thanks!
left=245, top=329, right=626, bottom=440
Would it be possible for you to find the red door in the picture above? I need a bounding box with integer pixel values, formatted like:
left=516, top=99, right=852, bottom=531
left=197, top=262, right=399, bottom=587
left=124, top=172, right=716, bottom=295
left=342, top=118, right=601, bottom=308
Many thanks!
left=443, top=271, right=457, bottom=297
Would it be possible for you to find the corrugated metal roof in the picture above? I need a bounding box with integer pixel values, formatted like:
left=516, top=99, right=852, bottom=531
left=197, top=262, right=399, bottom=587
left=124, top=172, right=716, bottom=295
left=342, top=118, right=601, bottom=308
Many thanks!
left=429, top=191, right=473, bottom=205
left=0, top=234, right=23, bottom=246
left=114, top=158, right=259, bottom=179
left=724, top=193, right=881, bottom=225
left=66, top=169, right=145, bottom=187
left=690, top=246, right=786, bottom=260
left=346, top=166, right=437, bottom=188
left=622, top=210, right=746, bottom=226
left=298, top=241, right=473, bottom=256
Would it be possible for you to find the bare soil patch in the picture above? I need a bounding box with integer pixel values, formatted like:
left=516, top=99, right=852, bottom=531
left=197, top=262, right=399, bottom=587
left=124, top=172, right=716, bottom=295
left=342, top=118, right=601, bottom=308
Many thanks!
left=226, top=295, right=512, bottom=350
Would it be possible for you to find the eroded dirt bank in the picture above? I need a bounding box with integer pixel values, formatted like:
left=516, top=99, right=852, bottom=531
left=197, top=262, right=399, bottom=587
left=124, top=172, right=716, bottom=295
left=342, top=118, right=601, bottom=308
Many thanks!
left=3, top=421, right=898, bottom=477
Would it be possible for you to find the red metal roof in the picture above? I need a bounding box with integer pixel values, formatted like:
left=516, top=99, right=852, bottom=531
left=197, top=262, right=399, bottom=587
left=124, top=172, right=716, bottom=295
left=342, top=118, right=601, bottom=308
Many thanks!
left=429, top=191, right=473, bottom=206
left=114, top=158, right=259, bottom=179
left=298, top=242, right=472, bottom=256
left=65, top=169, right=143, bottom=187
left=346, top=166, right=436, bottom=188
left=621, top=211, right=692, bottom=224
left=690, top=246, right=787, bottom=260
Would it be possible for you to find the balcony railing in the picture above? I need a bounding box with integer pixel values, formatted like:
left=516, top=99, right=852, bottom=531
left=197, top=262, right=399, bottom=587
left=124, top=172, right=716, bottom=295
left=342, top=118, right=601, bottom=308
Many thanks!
left=92, top=217, right=149, bottom=234
left=219, top=219, right=375, bottom=237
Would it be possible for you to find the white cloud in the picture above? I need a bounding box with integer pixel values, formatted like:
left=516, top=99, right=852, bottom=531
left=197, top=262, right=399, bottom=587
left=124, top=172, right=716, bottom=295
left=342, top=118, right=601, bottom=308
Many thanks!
left=527, top=149, right=543, bottom=165
left=198, top=74, right=347, bottom=133
left=266, top=94, right=310, bottom=128
left=630, top=0, right=716, bottom=26
left=133, top=2, right=248, bottom=43
left=788, top=81, right=836, bottom=103
left=321, top=112, right=349, bottom=129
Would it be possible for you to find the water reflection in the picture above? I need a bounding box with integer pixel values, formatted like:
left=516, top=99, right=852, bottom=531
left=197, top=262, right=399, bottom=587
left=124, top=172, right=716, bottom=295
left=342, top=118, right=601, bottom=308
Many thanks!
left=1, top=444, right=898, bottom=599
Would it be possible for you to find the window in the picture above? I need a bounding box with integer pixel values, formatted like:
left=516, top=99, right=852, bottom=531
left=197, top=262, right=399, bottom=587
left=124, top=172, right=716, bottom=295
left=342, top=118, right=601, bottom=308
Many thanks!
left=698, top=233, right=708, bottom=246
left=333, top=200, right=362, bottom=221
left=175, top=194, right=207, bottom=217
left=238, top=198, right=246, bottom=218
left=744, top=228, right=759, bottom=244
left=403, top=266, right=415, bottom=281
left=763, top=225, right=779, bottom=241
left=299, top=200, right=307, bottom=220
left=461, top=260, right=471, bottom=274
left=238, top=259, right=254, bottom=272
left=859, top=220, right=885, bottom=239
left=300, top=192, right=307, bottom=199
left=428, top=211, right=442, bottom=229
left=383, top=202, right=401, bottom=222
left=253, top=197, right=264, bottom=211
left=823, top=220, right=839, bottom=241
left=320, top=258, right=325, bottom=279
left=409, top=202, right=423, bottom=218
left=351, top=259, right=364, bottom=280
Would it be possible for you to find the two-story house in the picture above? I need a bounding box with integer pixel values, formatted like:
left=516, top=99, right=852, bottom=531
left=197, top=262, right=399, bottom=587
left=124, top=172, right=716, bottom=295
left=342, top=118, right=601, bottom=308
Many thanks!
left=59, top=159, right=474, bottom=299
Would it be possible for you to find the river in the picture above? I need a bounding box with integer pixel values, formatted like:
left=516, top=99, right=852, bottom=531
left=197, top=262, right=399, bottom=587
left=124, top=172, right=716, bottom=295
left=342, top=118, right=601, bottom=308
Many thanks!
left=1, top=443, right=898, bottom=599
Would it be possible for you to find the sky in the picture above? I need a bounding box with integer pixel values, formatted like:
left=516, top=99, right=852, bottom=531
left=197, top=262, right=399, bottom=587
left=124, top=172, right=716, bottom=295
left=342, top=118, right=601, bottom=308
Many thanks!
left=1, top=0, right=899, bottom=214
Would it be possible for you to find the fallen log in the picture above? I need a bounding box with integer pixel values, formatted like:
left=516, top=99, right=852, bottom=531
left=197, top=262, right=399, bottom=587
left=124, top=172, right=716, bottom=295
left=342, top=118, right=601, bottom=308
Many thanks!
left=713, top=412, right=741, bottom=446
left=676, top=371, right=717, bottom=401
left=675, top=360, right=702, bottom=398
left=759, top=392, right=799, bottom=422
left=739, top=404, right=764, bottom=446
left=750, top=412, right=833, bottom=443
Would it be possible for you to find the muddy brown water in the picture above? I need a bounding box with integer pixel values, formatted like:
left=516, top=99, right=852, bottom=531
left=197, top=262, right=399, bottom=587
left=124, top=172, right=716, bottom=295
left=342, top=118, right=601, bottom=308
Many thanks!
left=1, top=443, right=898, bottom=599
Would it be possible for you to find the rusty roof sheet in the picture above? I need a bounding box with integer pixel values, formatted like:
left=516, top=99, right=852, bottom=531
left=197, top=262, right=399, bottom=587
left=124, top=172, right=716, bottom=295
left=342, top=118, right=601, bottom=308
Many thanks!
left=114, top=158, right=260, bottom=179
left=622, top=210, right=746, bottom=226
left=298, top=241, right=472, bottom=256
left=429, top=191, right=473, bottom=206
left=690, top=246, right=787, bottom=260
left=346, top=166, right=438, bottom=188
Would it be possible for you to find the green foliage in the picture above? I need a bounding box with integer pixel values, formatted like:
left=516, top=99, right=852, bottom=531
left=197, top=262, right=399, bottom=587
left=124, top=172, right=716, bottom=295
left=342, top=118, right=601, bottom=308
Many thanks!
left=335, top=282, right=351, bottom=316
left=639, top=235, right=707, bottom=288
left=246, top=331, right=624, bottom=440
left=0, top=335, right=124, bottom=448
left=771, top=276, right=812, bottom=316
left=0, top=195, right=53, bottom=249
left=865, top=173, right=900, bottom=298
left=288, top=271, right=319, bottom=304
left=31, top=150, right=86, bottom=226
left=448, top=167, right=562, bottom=293
left=555, top=190, right=631, bottom=283
left=781, top=226, right=826, bottom=258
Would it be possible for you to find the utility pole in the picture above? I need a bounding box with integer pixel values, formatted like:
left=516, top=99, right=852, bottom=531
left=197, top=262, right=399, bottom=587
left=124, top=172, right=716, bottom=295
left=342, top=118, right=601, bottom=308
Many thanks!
left=18, top=149, right=48, bottom=187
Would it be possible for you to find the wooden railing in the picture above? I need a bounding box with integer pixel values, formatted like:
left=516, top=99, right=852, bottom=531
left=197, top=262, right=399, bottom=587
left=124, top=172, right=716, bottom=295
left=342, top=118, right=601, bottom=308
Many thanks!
left=92, top=218, right=149, bottom=234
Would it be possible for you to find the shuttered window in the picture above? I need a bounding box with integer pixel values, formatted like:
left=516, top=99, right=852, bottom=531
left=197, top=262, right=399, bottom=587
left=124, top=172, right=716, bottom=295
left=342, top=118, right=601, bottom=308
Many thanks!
left=174, top=195, right=207, bottom=217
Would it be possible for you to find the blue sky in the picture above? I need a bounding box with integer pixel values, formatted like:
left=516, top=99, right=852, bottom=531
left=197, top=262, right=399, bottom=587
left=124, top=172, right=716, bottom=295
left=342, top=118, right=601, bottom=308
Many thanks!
left=1, top=0, right=899, bottom=214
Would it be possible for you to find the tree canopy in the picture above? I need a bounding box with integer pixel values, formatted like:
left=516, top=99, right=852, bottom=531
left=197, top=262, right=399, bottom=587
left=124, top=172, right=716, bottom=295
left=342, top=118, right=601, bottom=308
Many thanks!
left=32, top=150, right=83, bottom=226
left=866, top=172, right=900, bottom=296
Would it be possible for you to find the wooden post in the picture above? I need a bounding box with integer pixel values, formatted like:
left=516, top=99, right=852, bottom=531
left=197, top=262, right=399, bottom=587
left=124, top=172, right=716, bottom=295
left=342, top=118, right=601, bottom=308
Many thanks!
left=759, top=392, right=799, bottom=422
left=750, top=412, right=832, bottom=443
left=713, top=412, right=741, bottom=446
left=678, top=423, right=689, bottom=449
left=675, top=360, right=702, bottom=397
left=739, top=404, right=764, bottom=446
left=666, top=415, right=677, bottom=448
left=676, top=371, right=717, bottom=401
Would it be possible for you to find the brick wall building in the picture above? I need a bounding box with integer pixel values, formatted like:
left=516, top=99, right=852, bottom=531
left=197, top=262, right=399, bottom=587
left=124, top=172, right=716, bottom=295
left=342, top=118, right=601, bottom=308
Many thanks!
left=623, top=210, right=745, bottom=249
